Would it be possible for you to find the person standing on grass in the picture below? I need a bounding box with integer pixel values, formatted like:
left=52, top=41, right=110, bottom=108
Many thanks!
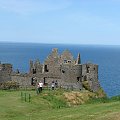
left=36, top=83, right=40, bottom=94
left=55, top=80, right=58, bottom=88
left=39, top=81, right=43, bottom=93
left=51, top=81, right=55, bottom=90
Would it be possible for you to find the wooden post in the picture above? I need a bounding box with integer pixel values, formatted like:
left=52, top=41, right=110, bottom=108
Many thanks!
left=25, top=93, right=26, bottom=102
left=29, top=94, right=31, bottom=102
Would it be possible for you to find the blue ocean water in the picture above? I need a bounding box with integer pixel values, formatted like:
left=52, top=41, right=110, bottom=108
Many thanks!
left=0, top=42, right=120, bottom=97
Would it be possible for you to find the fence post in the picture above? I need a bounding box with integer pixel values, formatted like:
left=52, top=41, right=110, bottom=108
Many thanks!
left=21, top=92, right=31, bottom=102
left=25, top=93, right=26, bottom=102
left=29, top=94, right=31, bottom=102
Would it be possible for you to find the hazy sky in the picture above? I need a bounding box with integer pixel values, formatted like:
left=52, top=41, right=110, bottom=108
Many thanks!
left=0, top=0, right=120, bottom=45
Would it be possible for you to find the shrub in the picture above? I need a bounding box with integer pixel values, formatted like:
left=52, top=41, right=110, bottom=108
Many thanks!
left=0, top=81, right=19, bottom=90
left=82, top=80, right=91, bottom=91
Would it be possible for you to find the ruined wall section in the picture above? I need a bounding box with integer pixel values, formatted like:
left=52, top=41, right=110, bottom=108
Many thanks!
left=44, top=48, right=61, bottom=77
left=0, top=64, right=12, bottom=73
left=82, top=63, right=100, bottom=92
left=29, top=60, right=42, bottom=74
left=0, top=63, right=12, bottom=83
left=11, top=73, right=31, bottom=87
left=59, top=50, right=76, bottom=64
left=34, top=59, right=43, bottom=73
left=60, top=64, right=82, bottom=90
left=29, top=60, right=34, bottom=74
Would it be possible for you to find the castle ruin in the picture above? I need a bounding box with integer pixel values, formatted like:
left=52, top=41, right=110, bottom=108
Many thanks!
left=0, top=48, right=100, bottom=92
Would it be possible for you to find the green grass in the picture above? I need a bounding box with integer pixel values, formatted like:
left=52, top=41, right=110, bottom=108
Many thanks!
left=0, top=89, right=120, bottom=120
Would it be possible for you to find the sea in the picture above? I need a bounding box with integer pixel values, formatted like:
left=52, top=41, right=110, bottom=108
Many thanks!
left=0, top=42, right=120, bottom=97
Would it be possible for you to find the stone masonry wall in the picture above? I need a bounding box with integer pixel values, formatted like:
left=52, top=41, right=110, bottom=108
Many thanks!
left=0, top=48, right=101, bottom=92
left=61, top=64, right=82, bottom=90
left=11, top=74, right=31, bottom=87
left=0, top=63, right=12, bottom=83
left=82, top=63, right=100, bottom=92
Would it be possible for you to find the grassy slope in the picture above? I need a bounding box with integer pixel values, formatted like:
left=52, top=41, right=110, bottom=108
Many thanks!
left=0, top=90, right=120, bottom=120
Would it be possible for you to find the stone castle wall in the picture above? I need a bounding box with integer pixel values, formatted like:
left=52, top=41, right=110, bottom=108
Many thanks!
left=82, top=63, right=100, bottom=92
left=11, top=73, right=31, bottom=87
left=0, top=63, right=12, bottom=83
left=60, top=64, right=82, bottom=89
left=0, top=48, right=101, bottom=92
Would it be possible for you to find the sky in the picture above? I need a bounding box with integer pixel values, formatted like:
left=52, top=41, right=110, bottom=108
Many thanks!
left=0, top=0, right=120, bottom=45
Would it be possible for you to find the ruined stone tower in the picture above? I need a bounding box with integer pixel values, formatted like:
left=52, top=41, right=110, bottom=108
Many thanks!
left=0, top=63, right=12, bottom=83
left=82, top=63, right=100, bottom=92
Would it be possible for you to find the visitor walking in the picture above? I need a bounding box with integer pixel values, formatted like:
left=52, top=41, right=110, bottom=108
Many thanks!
left=39, top=81, right=43, bottom=92
left=51, top=81, right=55, bottom=90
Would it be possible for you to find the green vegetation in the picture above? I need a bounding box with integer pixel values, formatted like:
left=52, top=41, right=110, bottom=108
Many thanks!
left=0, top=89, right=120, bottom=120
left=82, top=80, right=91, bottom=91
left=0, top=81, right=19, bottom=90
left=95, top=88, right=107, bottom=98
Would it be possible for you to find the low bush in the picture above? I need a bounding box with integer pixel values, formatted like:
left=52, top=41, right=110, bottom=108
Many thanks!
left=0, top=81, right=19, bottom=90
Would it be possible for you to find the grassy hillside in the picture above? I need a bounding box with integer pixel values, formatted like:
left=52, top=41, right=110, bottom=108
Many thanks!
left=0, top=89, right=120, bottom=120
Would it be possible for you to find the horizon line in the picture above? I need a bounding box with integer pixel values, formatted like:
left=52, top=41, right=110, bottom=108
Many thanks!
left=0, top=41, right=120, bottom=46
